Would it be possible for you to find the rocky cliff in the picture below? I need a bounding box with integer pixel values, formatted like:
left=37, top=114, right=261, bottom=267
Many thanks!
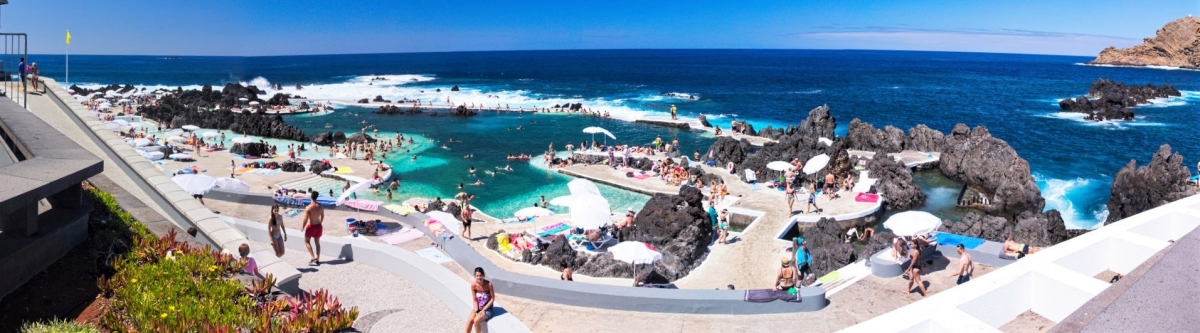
left=940, top=124, right=1044, bottom=218
left=1106, top=144, right=1196, bottom=224
left=1089, top=16, right=1200, bottom=69
left=1058, top=79, right=1181, bottom=121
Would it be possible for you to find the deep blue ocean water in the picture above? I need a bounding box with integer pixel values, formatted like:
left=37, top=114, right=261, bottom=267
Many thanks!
left=30, top=50, right=1200, bottom=228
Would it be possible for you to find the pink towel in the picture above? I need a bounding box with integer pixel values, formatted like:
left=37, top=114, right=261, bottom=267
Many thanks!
left=855, top=192, right=879, bottom=203
left=344, top=199, right=383, bottom=212
left=634, top=174, right=651, bottom=180
left=380, top=229, right=424, bottom=245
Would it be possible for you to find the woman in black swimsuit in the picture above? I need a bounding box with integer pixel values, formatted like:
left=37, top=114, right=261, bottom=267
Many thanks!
left=906, top=239, right=929, bottom=298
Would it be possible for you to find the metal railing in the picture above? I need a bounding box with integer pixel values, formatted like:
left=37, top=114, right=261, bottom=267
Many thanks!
left=0, top=33, right=26, bottom=108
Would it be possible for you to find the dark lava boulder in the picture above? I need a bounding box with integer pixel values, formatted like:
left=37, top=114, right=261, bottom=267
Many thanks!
left=444, top=203, right=463, bottom=222
left=1058, top=79, right=1181, bottom=121
left=939, top=124, right=1043, bottom=218
left=866, top=155, right=926, bottom=210
left=230, top=142, right=269, bottom=157
left=739, top=105, right=847, bottom=183
left=451, top=85, right=460, bottom=92
left=1106, top=144, right=1195, bottom=224
left=451, top=105, right=478, bottom=117
left=357, top=98, right=369, bottom=104
left=758, top=126, right=785, bottom=140
left=698, top=114, right=712, bottom=128
left=846, top=118, right=906, bottom=154
left=623, top=186, right=712, bottom=280
left=138, top=92, right=309, bottom=142
left=1012, top=210, right=1084, bottom=246
left=730, top=120, right=756, bottom=136
left=344, top=133, right=378, bottom=144
left=907, top=124, right=945, bottom=152
left=372, top=95, right=388, bottom=103
left=266, top=93, right=290, bottom=106
left=375, top=105, right=403, bottom=114
left=332, top=131, right=347, bottom=143
left=311, top=131, right=334, bottom=146
left=280, top=160, right=306, bottom=173
left=857, top=230, right=896, bottom=261
left=802, top=218, right=856, bottom=279
left=940, top=212, right=1007, bottom=242
left=704, top=136, right=752, bottom=167
left=310, top=160, right=333, bottom=174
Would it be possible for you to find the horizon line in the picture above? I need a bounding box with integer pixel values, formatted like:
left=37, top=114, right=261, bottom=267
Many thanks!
left=32, top=47, right=1100, bottom=59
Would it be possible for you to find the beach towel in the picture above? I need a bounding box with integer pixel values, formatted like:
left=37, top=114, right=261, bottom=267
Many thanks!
left=383, top=204, right=415, bottom=216
left=534, top=222, right=571, bottom=238
left=380, top=228, right=424, bottom=245
left=633, top=174, right=651, bottom=180
left=334, top=167, right=354, bottom=174
left=344, top=199, right=382, bottom=212
left=415, top=247, right=454, bottom=264
left=743, top=289, right=801, bottom=303
left=934, top=233, right=986, bottom=250
left=855, top=192, right=879, bottom=203
left=817, top=271, right=841, bottom=283
left=284, top=209, right=303, bottom=218
left=236, top=166, right=255, bottom=173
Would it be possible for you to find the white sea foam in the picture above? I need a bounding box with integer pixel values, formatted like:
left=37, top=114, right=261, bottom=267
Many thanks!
left=1075, top=62, right=1200, bottom=72
left=788, top=90, right=822, bottom=94
left=1037, top=176, right=1107, bottom=230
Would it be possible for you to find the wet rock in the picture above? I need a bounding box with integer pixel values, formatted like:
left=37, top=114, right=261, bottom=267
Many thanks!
left=266, top=93, right=290, bottom=106
left=332, top=131, right=346, bottom=142
left=941, top=212, right=1008, bottom=242
left=866, top=156, right=926, bottom=210
left=229, top=142, right=269, bottom=157
left=1058, top=79, right=1181, bottom=121
left=698, top=114, right=712, bottom=128
left=846, top=118, right=906, bottom=154
left=451, top=85, right=460, bottom=92
left=344, top=133, right=378, bottom=144
left=280, top=160, right=305, bottom=173
left=310, top=160, right=333, bottom=174
left=357, top=98, right=369, bottom=104
left=730, top=120, right=756, bottom=136
left=703, top=136, right=752, bottom=167
left=939, top=124, right=1043, bottom=218
left=1012, top=210, right=1083, bottom=247
left=311, top=131, right=334, bottom=146
left=801, top=218, right=856, bottom=279
left=1106, top=144, right=1196, bottom=224
left=451, top=105, right=478, bottom=117
left=372, top=95, right=389, bottom=103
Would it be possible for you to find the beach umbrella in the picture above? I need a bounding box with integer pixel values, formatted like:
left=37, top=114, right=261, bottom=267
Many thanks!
left=883, top=211, right=941, bottom=237
left=335, top=179, right=374, bottom=205
left=238, top=97, right=249, bottom=102
left=549, top=195, right=575, bottom=206
left=117, top=98, right=132, bottom=103
left=425, top=210, right=462, bottom=235
left=514, top=207, right=554, bottom=219
left=766, top=161, right=793, bottom=172
left=168, top=153, right=191, bottom=160
left=582, top=126, right=616, bottom=146
left=608, top=241, right=662, bottom=283
left=802, top=154, right=830, bottom=175
left=201, top=131, right=220, bottom=138
left=133, top=138, right=151, bottom=147
left=818, top=137, right=833, bottom=146
left=248, top=101, right=261, bottom=106
left=567, top=178, right=602, bottom=197
left=73, top=95, right=87, bottom=101
left=214, top=177, right=250, bottom=192
left=104, top=90, right=118, bottom=97
left=167, top=136, right=186, bottom=143
left=113, top=119, right=129, bottom=126
left=232, top=137, right=253, bottom=144
left=127, top=122, right=143, bottom=129
left=102, top=122, right=120, bottom=130
left=569, top=194, right=610, bottom=230
left=608, top=241, right=662, bottom=265
left=181, top=125, right=200, bottom=131
left=171, top=174, right=217, bottom=196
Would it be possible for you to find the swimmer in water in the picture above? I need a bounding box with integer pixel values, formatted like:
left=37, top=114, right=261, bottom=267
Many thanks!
left=411, top=155, right=418, bottom=161
left=485, top=170, right=495, bottom=177
left=503, top=165, right=513, bottom=172
left=473, top=179, right=485, bottom=186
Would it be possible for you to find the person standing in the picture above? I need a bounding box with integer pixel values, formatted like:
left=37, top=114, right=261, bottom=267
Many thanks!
left=670, top=104, right=677, bottom=120
left=17, top=57, right=27, bottom=92
left=30, top=63, right=40, bottom=93
left=268, top=205, right=287, bottom=257
left=906, top=239, right=929, bottom=297
left=465, top=267, right=495, bottom=333
left=947, top=244, right=974, bottom=285
left=301, top=191, right=324, bottom=266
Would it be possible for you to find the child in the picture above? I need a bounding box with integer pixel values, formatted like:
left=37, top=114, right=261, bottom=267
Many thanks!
left=238, top=243, right=258, bottom=276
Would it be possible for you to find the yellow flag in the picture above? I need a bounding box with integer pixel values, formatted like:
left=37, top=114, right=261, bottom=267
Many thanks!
left=66, top=31, right=71, bottom=45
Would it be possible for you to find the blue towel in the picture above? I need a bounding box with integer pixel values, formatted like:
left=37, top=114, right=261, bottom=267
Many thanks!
left=935, top=233, right=986, bottom=250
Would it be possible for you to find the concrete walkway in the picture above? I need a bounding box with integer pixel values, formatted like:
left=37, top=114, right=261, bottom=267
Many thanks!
left=251, top=241, right=459, bottom=332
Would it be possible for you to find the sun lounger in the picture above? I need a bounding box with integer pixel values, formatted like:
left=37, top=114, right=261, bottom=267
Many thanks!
left=744, top=289, right=801, bottom=303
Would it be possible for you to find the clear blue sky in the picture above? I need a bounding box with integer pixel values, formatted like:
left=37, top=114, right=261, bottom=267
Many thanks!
left=4, top=0, right=1198, bottom=56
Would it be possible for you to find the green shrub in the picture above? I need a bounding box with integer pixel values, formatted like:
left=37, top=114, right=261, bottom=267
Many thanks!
left=83, top=185, right=151, bottom=240
left=19, top=318, right=100, bottom=333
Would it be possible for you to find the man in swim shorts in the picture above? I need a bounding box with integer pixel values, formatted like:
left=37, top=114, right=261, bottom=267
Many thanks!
left=301, top=191, right=324, bottom=266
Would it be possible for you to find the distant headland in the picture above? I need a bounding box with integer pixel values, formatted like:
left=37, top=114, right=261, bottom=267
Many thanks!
left=1088, top=15, right=1199, bottom=69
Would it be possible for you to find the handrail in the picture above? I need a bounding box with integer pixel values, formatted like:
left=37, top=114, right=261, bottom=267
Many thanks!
left=0, top=33, right=27, bottom=109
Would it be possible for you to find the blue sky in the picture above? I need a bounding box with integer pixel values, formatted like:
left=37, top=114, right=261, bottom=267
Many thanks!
left=5, top=0, right=1198, bottom=56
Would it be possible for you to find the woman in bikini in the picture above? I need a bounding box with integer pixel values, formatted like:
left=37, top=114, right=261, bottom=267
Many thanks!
left=268, top=205, right=287, bottom=257
left=906, top=239, right=929, bottom=298
left=774, top=255, right=796, bottom=291
left=465, top=267, right=495, bottom=333
left=717, top=209, right=730, bottom=244
left=785, top=182, right=797, bottom=215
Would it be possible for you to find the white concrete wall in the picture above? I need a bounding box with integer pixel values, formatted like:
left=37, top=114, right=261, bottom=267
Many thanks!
left=844, top=194, right=1200, bottom=332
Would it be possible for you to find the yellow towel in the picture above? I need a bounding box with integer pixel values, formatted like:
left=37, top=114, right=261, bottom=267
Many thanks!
left=383, top=204, right=414, bottom=216
left=334, top=167, right=354, bottom=174
left=497, top=233, right=512, bottom=254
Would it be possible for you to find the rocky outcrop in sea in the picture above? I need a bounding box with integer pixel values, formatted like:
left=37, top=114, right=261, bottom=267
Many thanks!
left=1058, top=79, right=1181, bottom=121
left=138, top=85, right=308, bottom=142
left=939, top=124, right=1043, bottom=218
left=1105, top=144, right=1196, bottom=224
left=865, top=155, right=925, bottom=210
left=1089, top=16, right=1200, bottom=69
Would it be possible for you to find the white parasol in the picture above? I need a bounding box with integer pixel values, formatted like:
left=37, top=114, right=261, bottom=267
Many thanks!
left=248, top=101, right=261, bottom=106
left=127, top=122, right=143, bottom=129
left=238, top=97, right=249, bottom=102
left=168, top=153, right=191, bottom=160
left=608, top=241, right=662, bottom=265
left=201, top=131, right=220, bottom=138
left=883, top=211, right=942, bottom=237
left=171, top=174, right=217, bottom=195
left=133, top=138, right=151, bottom=147
left=73, top=95, right=87, bottom=101
left=181, top=125, right=200, bottom=131
left=113, top=119, right=130, bottom=126
left=766, top=161, right=793, bottom=172
left=567, top=178, right=602, bottom=196
left=568, top=194, right=611, bottom=230
left=117, top=98, right=132, bottom=103
left=514, top=207, right=554, bottom=218
left=549, top=195, right=575, bottom=206
left=214, top=177, right=250, bottom=192
left=582, top=126, right=616, bottom=146
left=167, top=136, right=186, bottom=143
left=802, top=154, right=830, bottom=175
left=103, top=122, right=121, bottom=130
left=231, top=137, right=253, bottom=144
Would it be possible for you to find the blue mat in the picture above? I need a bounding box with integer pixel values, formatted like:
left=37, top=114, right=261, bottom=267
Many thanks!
left=935, top=233, right=986, bottom=250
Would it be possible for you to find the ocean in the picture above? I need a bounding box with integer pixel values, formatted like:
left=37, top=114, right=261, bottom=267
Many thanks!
left=31, top=50, right=1200, bottom=229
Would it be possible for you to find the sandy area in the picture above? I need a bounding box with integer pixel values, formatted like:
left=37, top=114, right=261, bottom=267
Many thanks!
left=999, top=310, right=1055, bottom=333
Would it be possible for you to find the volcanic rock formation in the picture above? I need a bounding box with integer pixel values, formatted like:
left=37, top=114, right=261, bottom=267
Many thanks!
left=1106, top=144, right=1196, bottom=224
left=137, top=85, right=308, bottom=142
left=1058, top=79, right=1182, bottom=121
left=939, top=124, right=1044, bottom=218
left=1089, top=16, right=1200, bottom=69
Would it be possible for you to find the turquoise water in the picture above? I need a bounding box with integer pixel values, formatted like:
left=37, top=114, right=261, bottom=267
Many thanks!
left=287, top=106, right=715, bottom=218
